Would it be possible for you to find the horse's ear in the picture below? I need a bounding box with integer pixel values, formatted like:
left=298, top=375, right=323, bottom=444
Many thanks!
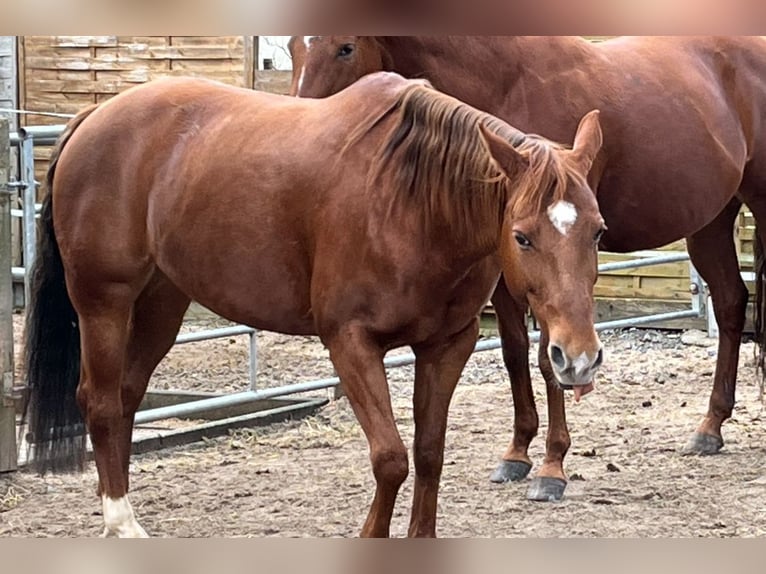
left=571, top=109, right=603, bottom=173
left=479, top=122, right=528, bottom=178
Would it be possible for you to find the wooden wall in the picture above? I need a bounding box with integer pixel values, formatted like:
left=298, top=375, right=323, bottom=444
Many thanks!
left=19, top=36, right=254, bottom=119
left=0, top=37, right=18, bottom=132
left=18, top=36, right=259, bottom=182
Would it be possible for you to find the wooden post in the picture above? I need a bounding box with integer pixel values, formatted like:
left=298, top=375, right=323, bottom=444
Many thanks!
left=0, top=117, right=18, bottom=472
left=244, top=36, right=258, bottom=89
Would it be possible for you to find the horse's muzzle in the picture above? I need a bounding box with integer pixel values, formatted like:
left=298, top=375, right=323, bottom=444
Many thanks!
left=548, top=343, right=604, bottom=389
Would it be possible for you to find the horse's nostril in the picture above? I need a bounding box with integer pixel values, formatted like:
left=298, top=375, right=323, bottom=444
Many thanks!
left=549, top=344, right=567, bottom=371
left=593, top=347, right=604, bottom=370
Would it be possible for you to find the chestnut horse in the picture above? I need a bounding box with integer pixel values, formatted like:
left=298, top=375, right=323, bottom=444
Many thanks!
left=291, top=35, right=766, bottom=501
left=23, top=72, right=605, bottom=537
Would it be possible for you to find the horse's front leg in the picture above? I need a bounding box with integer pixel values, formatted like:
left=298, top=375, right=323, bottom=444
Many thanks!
left=526, top=327, right=572, bottom=502
left=408, top=318, right=479, bottom=537
left=488, top=280, right=540, bottom=484
left=325, top=326, right=408, bottom=538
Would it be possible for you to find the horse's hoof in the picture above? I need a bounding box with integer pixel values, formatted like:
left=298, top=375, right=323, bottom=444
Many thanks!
left=681, top=432, right=723, bottom=456
left=526, top=477, right=567, bottom=502
left=489, top=460, right=532, bottom=483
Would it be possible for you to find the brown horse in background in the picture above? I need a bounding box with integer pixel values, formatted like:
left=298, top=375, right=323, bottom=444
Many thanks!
left=23, top=72, right=605, bottom=537
left=291, top=35, right=766, bottom=501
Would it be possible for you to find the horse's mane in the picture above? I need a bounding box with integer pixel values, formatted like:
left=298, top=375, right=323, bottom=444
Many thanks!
left=349, top=82, right=582, bottom=241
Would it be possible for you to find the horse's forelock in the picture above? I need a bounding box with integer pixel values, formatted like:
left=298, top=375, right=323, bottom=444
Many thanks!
left=509, top=136, right=580, bottom=220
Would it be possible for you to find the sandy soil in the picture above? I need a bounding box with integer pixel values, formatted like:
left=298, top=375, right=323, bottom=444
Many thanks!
left=2, top=312, right=766, bottom=538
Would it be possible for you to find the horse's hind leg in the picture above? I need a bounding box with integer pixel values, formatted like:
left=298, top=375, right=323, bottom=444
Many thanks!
left=74, top=283, right=144, bottom=536
left=683, top=198, right=748, bottom=454
left=76, top=271, right=189, bottom=538
left=323, top=326, right=407, bottom=538
left=408, top=318, right=478, bottom=537
left=118, top=273, right=191, bottom=494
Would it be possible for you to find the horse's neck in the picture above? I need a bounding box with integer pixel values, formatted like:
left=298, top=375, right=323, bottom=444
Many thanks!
left=378, top=36, right=598, bottom=118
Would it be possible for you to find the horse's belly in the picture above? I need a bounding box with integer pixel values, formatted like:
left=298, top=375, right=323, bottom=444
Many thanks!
left=191, top=284, right=316, bottom=336
left=155, top=238, right=317, bottom=336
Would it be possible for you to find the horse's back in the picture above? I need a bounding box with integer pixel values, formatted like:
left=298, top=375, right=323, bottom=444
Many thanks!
left=565, top=36, right=766, bottom=248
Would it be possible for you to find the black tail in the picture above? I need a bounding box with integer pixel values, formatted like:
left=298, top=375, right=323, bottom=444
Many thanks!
left=754, top=220, right=766, bottom=398
left=22, top=105, right=99, bottom=473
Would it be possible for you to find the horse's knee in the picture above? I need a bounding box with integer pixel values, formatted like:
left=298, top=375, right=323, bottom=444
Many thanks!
left=371, top=446, right=409, bottom=487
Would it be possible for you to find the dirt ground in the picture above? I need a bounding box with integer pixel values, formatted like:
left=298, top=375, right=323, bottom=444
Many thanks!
left=3, top=311, right=766, bottom=538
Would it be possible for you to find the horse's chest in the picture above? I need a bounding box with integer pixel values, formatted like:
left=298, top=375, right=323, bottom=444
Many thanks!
left=391, top=258, right=499, bottom=345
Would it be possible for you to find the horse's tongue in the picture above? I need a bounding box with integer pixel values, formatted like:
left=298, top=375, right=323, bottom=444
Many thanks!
left=574, top=382, right=595, bottom=403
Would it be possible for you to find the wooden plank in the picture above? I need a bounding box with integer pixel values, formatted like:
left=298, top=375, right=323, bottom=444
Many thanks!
left=244, top=36, right=256, bottom=89
left=17, top=37, right=27, bottom=119
left=27, top=79, right=146, bottom=93
left=169, top=36, right=245, bottom=48
left=113, top=36, right=171, bottom=47
left=101, top=46, right=247, bottom=60
left=254, top=70, right=293, bottom=95
left=25, top=56, right=173, bottom=72
left=47, top=36, right=119, bottom=48
left=130, top=398, right=329, bottom=457
left=597, top=259, right=691, bottom=278
left=0, top=117, right=17, bottom=472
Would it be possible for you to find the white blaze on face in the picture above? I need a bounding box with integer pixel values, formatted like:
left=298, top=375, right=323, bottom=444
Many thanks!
left=297, top=66, right=306, bottom=92
left=547, top=200, right=578, bottom=236
left=298, top=36, right=320, bottom=93
left=102, top=495, right=149, bottom=538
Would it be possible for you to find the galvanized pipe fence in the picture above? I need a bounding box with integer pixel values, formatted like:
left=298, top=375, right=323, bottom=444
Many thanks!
left=4, top=124, right=711, bottom=427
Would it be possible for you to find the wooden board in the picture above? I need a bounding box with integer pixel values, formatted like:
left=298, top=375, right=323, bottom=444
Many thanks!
left=0, top=117, right=17, bottom=472
left=18, top=36, right=256, bottom=187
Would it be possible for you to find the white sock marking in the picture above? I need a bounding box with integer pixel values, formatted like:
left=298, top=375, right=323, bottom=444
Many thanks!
left=102, top=495, right=149, bottom=538
left=297, top=65, right=306, bottom=93
left=547, top=200, right=578, bottom=235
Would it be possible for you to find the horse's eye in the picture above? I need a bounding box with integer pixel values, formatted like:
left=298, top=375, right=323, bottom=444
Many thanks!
left=594, top=226, right=606, bottom=244
left=337, top=43, right=355, bottom=58
left=514, top=232, right=532, bottom=249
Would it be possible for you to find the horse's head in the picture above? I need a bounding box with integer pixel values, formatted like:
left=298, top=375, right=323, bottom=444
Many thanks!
left=481, top=110, right=605, bottom=395
left=289, top=36, right=387, bottom=97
